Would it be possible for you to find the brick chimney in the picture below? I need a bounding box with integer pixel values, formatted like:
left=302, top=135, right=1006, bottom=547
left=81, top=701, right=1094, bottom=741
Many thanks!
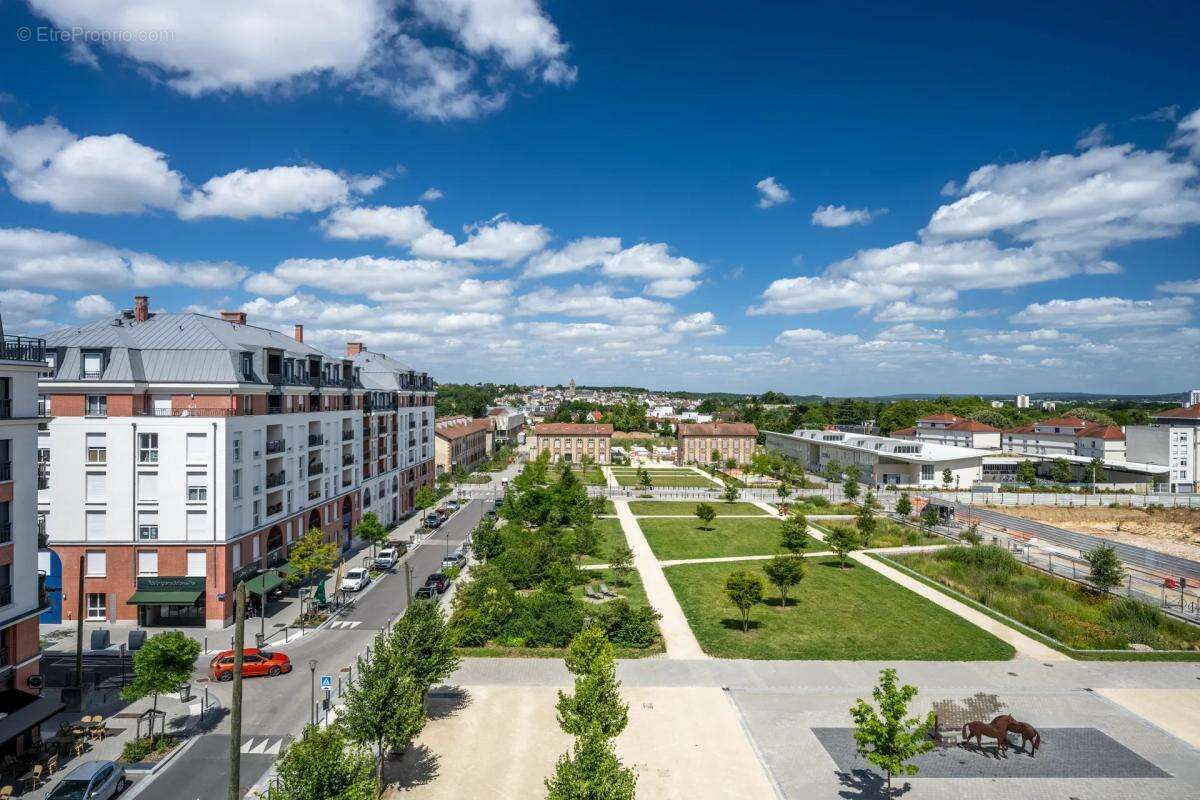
left=133, top=295, right=149, bottom=322
left=220, top=311, right=247, bottom=325
left=346, top=342, right=365, bottom=356
left=294, top=324, right=304, bottom=342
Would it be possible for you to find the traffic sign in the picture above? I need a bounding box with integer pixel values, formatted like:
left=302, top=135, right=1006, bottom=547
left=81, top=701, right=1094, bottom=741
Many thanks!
left=320, top=675, right=333, bottom=689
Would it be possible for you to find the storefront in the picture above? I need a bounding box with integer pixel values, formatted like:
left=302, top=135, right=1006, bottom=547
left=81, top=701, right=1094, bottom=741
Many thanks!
left=128, top=576, right=206, bottom=627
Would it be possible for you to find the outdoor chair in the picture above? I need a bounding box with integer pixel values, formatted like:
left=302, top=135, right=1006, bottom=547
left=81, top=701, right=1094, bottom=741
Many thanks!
left=22, top=765, right=43, bottom=792
left=598, top=582, right=618, bottom=597
left=584, top=585, right=603, bottom=601
left=43, top=753, right=58, bottom=775
left=0, top=784, right=12, bottom=798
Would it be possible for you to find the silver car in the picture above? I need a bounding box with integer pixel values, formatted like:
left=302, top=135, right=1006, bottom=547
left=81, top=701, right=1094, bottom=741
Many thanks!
left=48, top=760, right=128, bottom=799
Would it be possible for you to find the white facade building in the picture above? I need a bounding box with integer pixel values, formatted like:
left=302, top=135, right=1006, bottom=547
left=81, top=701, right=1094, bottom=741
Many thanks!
left=1016, top=394, right=1030, bottom=409
left=764, top=429, right=987, bottom=488
left=1127, top=404, right=1200, bottom=493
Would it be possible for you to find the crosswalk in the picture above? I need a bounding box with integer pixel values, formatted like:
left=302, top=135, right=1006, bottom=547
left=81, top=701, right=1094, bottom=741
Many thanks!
left=240, top=735, right=289, bottom=755
left=327, top=620, right=362, bottom=630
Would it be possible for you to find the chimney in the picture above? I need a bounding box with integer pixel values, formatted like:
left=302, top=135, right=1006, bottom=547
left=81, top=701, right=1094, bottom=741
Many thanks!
left=294, top=324, right=304, bottom=342
left=220, top=311, right=247, bottom=325
left=133, top=295, right=149, bottom=322
left=346, top=342, right=365, bottom=356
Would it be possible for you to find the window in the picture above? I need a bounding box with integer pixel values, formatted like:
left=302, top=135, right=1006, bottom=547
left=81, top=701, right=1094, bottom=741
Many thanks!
left=187, top=550, right=206, bottom=577
left=86, top=593, right=107, bottom=621
left=186, top=433, right=207, bottom=463
left=85, top=511, right=106, bottom=540
left=137, top=472, right=159, bottom=502
left=86, top=433, right=106, bottom=464
left=187, top=510, right=208, bottom=540
left=232, top=468, right=242, bottom=500
left=921, top=464, right=935, bottom=481
left=85, top=550, right=106, bottom=576
left=241, top=352, right=253, bottom=379
left=137, top=550, right=158, bottom=576
left=82, top=351, right=104, bottom=379
left=37, top=394, right=49, bottom=416
left=37, top=447, right=50, bottom=489
left=138, top=432, right=158, bottom=463
left=251, top=536, right=261, bottom=560
left=45, top=352, right=56, bottom=373
left=187, top=473, right=208, bottom=502
left=231, top=542, right=242, bottom=569
left=86, top=395, right=107, bottom=417
left=85, top=472, right=106, bottom=502
left=232, top=435, right=242, bottom=463
left=138, top=511, right=159, bottom=540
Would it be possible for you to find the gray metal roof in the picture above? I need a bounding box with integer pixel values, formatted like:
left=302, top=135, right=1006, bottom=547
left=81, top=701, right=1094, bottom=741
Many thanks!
left=352, top=349, right=429, bottom=391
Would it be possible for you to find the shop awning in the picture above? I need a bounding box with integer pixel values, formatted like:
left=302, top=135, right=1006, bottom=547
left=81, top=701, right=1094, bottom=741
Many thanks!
left=0, top=691, right=65, bottom=746
left=127, top=589, right=204, bottom=605
left=244, top=570, right=284, bottom=596
left=276, top=561, right=296, bottom=577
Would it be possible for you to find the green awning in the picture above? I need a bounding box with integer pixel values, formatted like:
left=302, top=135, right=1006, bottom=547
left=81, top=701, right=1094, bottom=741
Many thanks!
left=276, top=561, right=296, bottom=576
left=128, top=590, right=203, bottom=605
left=244, top=570, right=284, bottom=596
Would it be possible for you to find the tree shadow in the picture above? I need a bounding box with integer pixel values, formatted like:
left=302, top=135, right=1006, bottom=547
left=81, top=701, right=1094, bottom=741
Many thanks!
left=817, top=560, right=856, bottom=569
left=718, top=618, right=761, bottom=632
left=761, top=597, right=797, bottom=609
left=835, top=769, right=912, bottom=799
left=383, top=742, right=440, bottom=789
left=424, top=685, right=472, bottom=721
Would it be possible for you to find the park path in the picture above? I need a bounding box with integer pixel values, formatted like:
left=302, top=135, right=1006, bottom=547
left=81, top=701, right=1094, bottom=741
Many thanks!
left=613, top=499, right=709, bottom=659
left=600, top=465, right=620, bottom=488
left=689, top=464, right=727, bottom=486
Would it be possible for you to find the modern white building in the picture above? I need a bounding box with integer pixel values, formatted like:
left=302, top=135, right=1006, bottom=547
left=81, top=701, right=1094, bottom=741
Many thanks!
left=1188, top=390, right=1200, bottom=408
left=764, top=428, right=987, bottom=488
left=1016, top=394, right=1030, bottom=409
left=1127, top=404, right=1200, bottom=493
left=37, top=299, right=434, bottom=629
left=891, top=413, right=1002, bottom=449
left=1001, top=416, right=1126, bottom=460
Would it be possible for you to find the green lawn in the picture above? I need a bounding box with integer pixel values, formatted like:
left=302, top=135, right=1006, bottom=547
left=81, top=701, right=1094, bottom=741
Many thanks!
left=581, top=517, right=628, bottom=565
left=639, top=516, right=784, bottom=560
left=614, top=472, right=718, bottom=488
left=786, top=500, right=860, bottom=515
left=891, top=546, right=1200, bottom=653
left=815, top=519, right=944, bottom=549
left=664, top=557, right=1015, bottom=660
left=579, top=466, right=607, bottom=485
left=627, top=500, right=767, bottom=517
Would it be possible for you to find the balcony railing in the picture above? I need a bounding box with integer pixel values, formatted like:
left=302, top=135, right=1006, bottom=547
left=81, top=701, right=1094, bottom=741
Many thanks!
left=342, top=453, right=355, bottom=466
left=135, top=407, right=237, bottom=417
left=0, top=462, right=9, bottom=482
left=308, top=489, right=321, bottom=500
left=1, top=335, right=46, bottom=363
left=266, top=439, right=286, bottom=454
left=342, top=477, right=352, bottom=488
left=307, top=461, right=324, bottom=475
left=266, top=471, right=286, bottom=488
left=267, top=501, right=283, bottom=516
left=308, top=434, right=324, bottom=447
left=342, top=429, right=354, bottom=441
left=0, top=522, right=10, bottom=544
left=0, top=585, right=11, bottom=608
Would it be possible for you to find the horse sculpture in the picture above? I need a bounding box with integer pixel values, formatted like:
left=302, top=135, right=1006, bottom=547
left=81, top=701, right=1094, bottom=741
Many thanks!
left=962, top=716, right=1011, bottom=757
left=990, top=714, right=1042, bottom=756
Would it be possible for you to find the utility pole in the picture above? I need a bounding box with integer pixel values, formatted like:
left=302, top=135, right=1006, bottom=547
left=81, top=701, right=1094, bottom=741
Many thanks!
left=405, top=563, right=412, bottom=603
left=227, top=583, right=246, bottom=800
left=74, top=555, right=84, bottom=690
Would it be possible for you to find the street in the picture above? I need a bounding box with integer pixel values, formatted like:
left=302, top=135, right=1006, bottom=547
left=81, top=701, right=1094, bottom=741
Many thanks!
left=130, top=499, right=482, bottom=800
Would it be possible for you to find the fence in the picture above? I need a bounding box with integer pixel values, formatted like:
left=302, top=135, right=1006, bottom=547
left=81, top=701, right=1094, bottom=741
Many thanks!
left=924, top=489, right=1200, bottom=509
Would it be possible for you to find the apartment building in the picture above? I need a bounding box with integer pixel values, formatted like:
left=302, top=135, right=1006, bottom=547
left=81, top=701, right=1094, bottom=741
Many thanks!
left=1127, top=404, right=1200, bottom=493
left=676, top=422, right=758, bottom=466
left=37, top=299, right=434, bottom=629
left=891, top=414, right=1001, bottom=449
left=0, top=324, right=57, bottom=754
left=532, top=423, right=613, bottom=464
left=486, top=407, right=526, bottom=449
left=434, top=417, right=492, bottom=476
left=1001, top=416, right=1127, bottom=460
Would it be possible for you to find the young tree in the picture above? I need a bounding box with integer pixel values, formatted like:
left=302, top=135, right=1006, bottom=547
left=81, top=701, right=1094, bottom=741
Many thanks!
left=694, top=502, right=717, bottom=530
left=1085, top=544, right=1124, bottom=596
left=919, top=503, right=940, bottom=532
left=863, top=490, right=877, bottom=510
left=826, top=526, right=860, bottom=568
left=414, top=484, right=438, bottom=512
left=855, top=503, right=877, bottom=547
left=121, top=631, right=201, bottom=720
left=274, top=724, right=377, bottom=800
left=724, top=457, right=737, bottom=472
left=287, top=527, right=339, bottom=588
left=763, top=555, right=805, bottom=607
left=389, top=600, right=461, bottom=699
left=608, top=545, right=634, bottom=586
left=710, top=449, right=721, bottom=469
left=895, top=492, right=913, bottom=518
left=961, top=522, right=983, bottom=546
left=638, top=468, right=652, bottom=490
left=723, top=570, right=765, bottom=632
left=780, top=512, right=808, bottom=555
left=722, top=483, right=740, bottom=503
left=545, top=732, right=637, bottom=800
left=556, top=626, right=627, bottom=739
left=842, top=474, right=860, bottom=503
left=340, top=631, right=426, bottom=785
left=775, top=482, right=790, bottom=504
left=1017, top=459, right=1038, bottom=488
left=848, top=668, right=935, bottom=792
left=1050, top=457, right=1073, bottom=484
left=941, top=468, right=953, bottom=488
left=354, top=512, right=388, bottom=557
left=1085, top=457, right=1108, bottom=486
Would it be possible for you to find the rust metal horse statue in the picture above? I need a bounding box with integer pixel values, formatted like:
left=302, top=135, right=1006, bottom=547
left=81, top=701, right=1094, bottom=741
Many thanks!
left=962, top=716, right=1011, bottom=757
left=990, top=714, right=1042, bottom=756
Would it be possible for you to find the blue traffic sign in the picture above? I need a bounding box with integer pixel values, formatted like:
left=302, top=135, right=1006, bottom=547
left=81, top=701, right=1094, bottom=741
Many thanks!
left=320, top=675, right=333, bottom=689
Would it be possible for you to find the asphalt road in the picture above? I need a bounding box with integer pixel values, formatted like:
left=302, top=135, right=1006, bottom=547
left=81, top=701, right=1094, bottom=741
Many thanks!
left=132, top=499, right=482, bottom=800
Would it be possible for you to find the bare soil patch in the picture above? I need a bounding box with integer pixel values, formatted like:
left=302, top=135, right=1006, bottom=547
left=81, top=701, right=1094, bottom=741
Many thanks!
left=1001, top=505, right=1200, bottom=560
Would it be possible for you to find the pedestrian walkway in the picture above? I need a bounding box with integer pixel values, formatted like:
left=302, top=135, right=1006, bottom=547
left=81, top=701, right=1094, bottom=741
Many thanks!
left=688, top=465, right=726, bottom=487
left=601, top=465, right=620, bottom=488
left=612, top=500, right=707, bottom=659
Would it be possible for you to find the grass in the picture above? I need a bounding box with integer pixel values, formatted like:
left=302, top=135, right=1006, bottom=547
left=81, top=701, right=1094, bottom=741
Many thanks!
left=890, top=546, right=1200, bottom=654
left=579, top=466, right=607, bottom=485
left=815, top=519, right=944, bottom=549
left=664, top=557, right=1015, bottom=660
left=639, top=516, right=784, bottom=560
left=627, top=500, right=768, bottom=517
left=786, top=499, right=861, bottom=515
left=613, top=472, right=717, bottom=488
left=580, top=517, right=628, bottom=565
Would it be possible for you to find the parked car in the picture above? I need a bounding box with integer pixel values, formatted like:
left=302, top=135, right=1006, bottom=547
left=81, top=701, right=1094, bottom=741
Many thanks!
left=435, top=506, right=451, bottom=518
left=445, top=499, right=460, bottom=511
left=421, top=573, right=449, bottom=594
left=424, top=513, right=443, bottom=529
left=209, top=648, right=292, bottom=682
left=340, top=568, right=371, bottom=592
left=441, top=551, right=466, bottom=571
left=47, top=760, right=128, bottom=799
left=374, top=547, right=400, bottom=570
left=389, top=540, right=410, bottom=556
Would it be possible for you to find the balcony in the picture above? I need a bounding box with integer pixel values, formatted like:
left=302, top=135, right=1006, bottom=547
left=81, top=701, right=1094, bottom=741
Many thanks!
left=342, top=429, right=354, bottom=441
left=0, top=335, right=46, bottom=363
left=307, top=461, right=324, bottom=476
left=0, top=462, right=9, bottom=482
left=266, top=439, right=286, bottom=454
left=308, top=434, right=324, bottom=447
left=266, top=471, right=286, bottom=489
left=0, top=585, right=10, bottom=607
left=135, top=407, right=236, bottom=418
left=308, top=488, right=321, bottom=500
left=0, top=522, right=9, bottom=544
left=342, top=476, right=352, bottom=488
left=267, top=371, right=284, bottom=386
left=342, top=453, right=355, bottom=466
left=267, top=501, right=283, bottom=516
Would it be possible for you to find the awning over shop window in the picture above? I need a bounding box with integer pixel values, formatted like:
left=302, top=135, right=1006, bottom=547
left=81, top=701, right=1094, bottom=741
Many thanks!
left=0, top=690, right=65, bottom=747
left=129, top=576, right=205, bottom=605
left=244, top=570, right=284, bottom=597
left=275, top=561, right=296, bottom=577
left=128, top=590, right=204, bottom=605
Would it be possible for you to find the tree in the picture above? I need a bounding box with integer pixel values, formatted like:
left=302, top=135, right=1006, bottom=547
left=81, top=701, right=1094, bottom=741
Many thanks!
left=121, top=631, right=201, bottom=719
left=473, top=518, right=504, bottom=561
left=855, top=503, right=877, bottom=547
left=389, top=600, right=461, bottom=698
left=608, top=546, right=634, bottom=586
left=848, top=668, right=935, bottom=792
left=340, top=631, right=426, bottom=784
left=863, top=490, right=877, bottom=510
left=1063, top=406, right=1117, bottom=427
left=694, top=502, right=716, bottom=530
left=895, top=492, right=912, bottom=518
left=776, top=482, right=790, bottom=504
left=545, top=733, right=637, bottom=800
left=274, top=723, right=377, bottom=800
left=780, top=513, right=808, bottom=555
left=823, top=460, right=842, bottom=487
left=723, top=570, right=764, bottom=632
left=414, top=484, right=438, bottom=512
left=710, top=449, right=721, bottom=468
left=961, top=522, right=983, bottom=546
left=354, top=512, right=388, bottom=557
left=722, top=483, right=739, bottom=503
left=763, top=555, right=805, bottom=607
left=1085, top=457, right=1108, bottom=486
left=287, top=527, right=339, bottom=587
left=638, top=468, right=652, bottom=490
left=941, top=468, right=953, bottom=489
left=1017, top=459, right=1038, bottom=487
left=826, top=526, right=860, bottom=569
left=1050, top=458, right=1073, bottom=484
left=919, top=503, right=940, bottom=532
left=724, top=457, right=737, bottom=472
left=1085, top=545, right=1124, bottom=595
left=842, top=474, right=860, bottom=503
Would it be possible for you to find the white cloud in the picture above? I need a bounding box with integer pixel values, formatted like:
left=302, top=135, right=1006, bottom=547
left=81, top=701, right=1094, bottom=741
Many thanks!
left=1011, top=296, right=1193, bottom=328
left=752, top=276, right=908, bottom=315
left=322, top=204, right=549, bottom=262
left=872, top=301, right=962, bottom=323
left=755, top=176, right=792, bottom=208
left=523, top=237, right=621, bottom=278
left=925, top=143, right=1200, bottom=251
left=1157, top=278, right=1200, bottom=294
left=419, top=187, right=444, bottom=201
left=516, top=286, right=672, bottom=325
left=0, top=288, right=58, bottom=330
left=411, top=0, right=572, bottom=78
left=811, top=204, right=879, bottom=227
left=601, top=243, right=703, bottom=297
left=246, top=256, right=470, bottom=296
left=71, top=294, right=117, bottom=318
left=775, top=328, right=861, bottom=347
left=876, top=323, right=944, bottom=341
left=0, top=118, right=182, bottom=213
left=645, top=278, right=699, bottom=298
left=668, top=312, right=726, bottom=337
left=0, top=227, right=245, bottom=290
left=1171, top=107, right=1200, bottom=160
left=696, top=353, right=733, bottom=363
left=180, top=166, right=363, bottom=219
left=1076, top=123, right=1108, bottom=149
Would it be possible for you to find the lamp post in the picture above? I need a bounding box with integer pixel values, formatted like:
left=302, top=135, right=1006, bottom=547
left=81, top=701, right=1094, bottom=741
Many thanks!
left=308, top=659, right=318, bottom=727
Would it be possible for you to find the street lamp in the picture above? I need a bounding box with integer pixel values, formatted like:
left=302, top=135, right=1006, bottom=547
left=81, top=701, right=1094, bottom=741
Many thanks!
left=308, top=659, right=319, bottom=727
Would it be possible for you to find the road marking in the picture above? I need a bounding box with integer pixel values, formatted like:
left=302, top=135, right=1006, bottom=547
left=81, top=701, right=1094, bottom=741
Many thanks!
left=328, top=620, right=362, bottom=630
left=241, top=736, right=286, bottom=755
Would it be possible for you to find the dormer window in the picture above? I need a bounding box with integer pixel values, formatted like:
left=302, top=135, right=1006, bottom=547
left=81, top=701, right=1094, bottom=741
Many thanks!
left=45, top=352, right=57, bottom=374
left=82, top=351, right=104, bottom=379
left=241, top=352, right=254, bottom=380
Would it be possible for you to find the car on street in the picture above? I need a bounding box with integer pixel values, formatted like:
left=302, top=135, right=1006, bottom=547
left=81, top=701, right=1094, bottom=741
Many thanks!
left=424, top=513, right=442, bottom=529
left=417, top=572, right=449, bottom=597
left=445, top=499, right=460, bottom=511
left=374, top=547, right=401, bottom=570
left=47, top=760, right=128, bottom=799
left=340, top=567, right=371, bottom=592
left=441, top=551, right=466, bottom=570
left=208, top=648, right=293, bottom=682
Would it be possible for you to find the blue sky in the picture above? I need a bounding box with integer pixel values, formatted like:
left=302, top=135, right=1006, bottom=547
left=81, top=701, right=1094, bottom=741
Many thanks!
left=1, top=1, right=1198, bottom=395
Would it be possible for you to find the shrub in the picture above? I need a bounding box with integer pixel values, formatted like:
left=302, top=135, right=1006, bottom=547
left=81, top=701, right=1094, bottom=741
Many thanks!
left=934, top=545, right=1019, bottom=576
left=121, top=735, right=177, bottom=763
left=809, top=496, right=830, bottom=508
left=509, top=588, right=587, bottom=648
left=594, top=599, right=661, bottom=648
